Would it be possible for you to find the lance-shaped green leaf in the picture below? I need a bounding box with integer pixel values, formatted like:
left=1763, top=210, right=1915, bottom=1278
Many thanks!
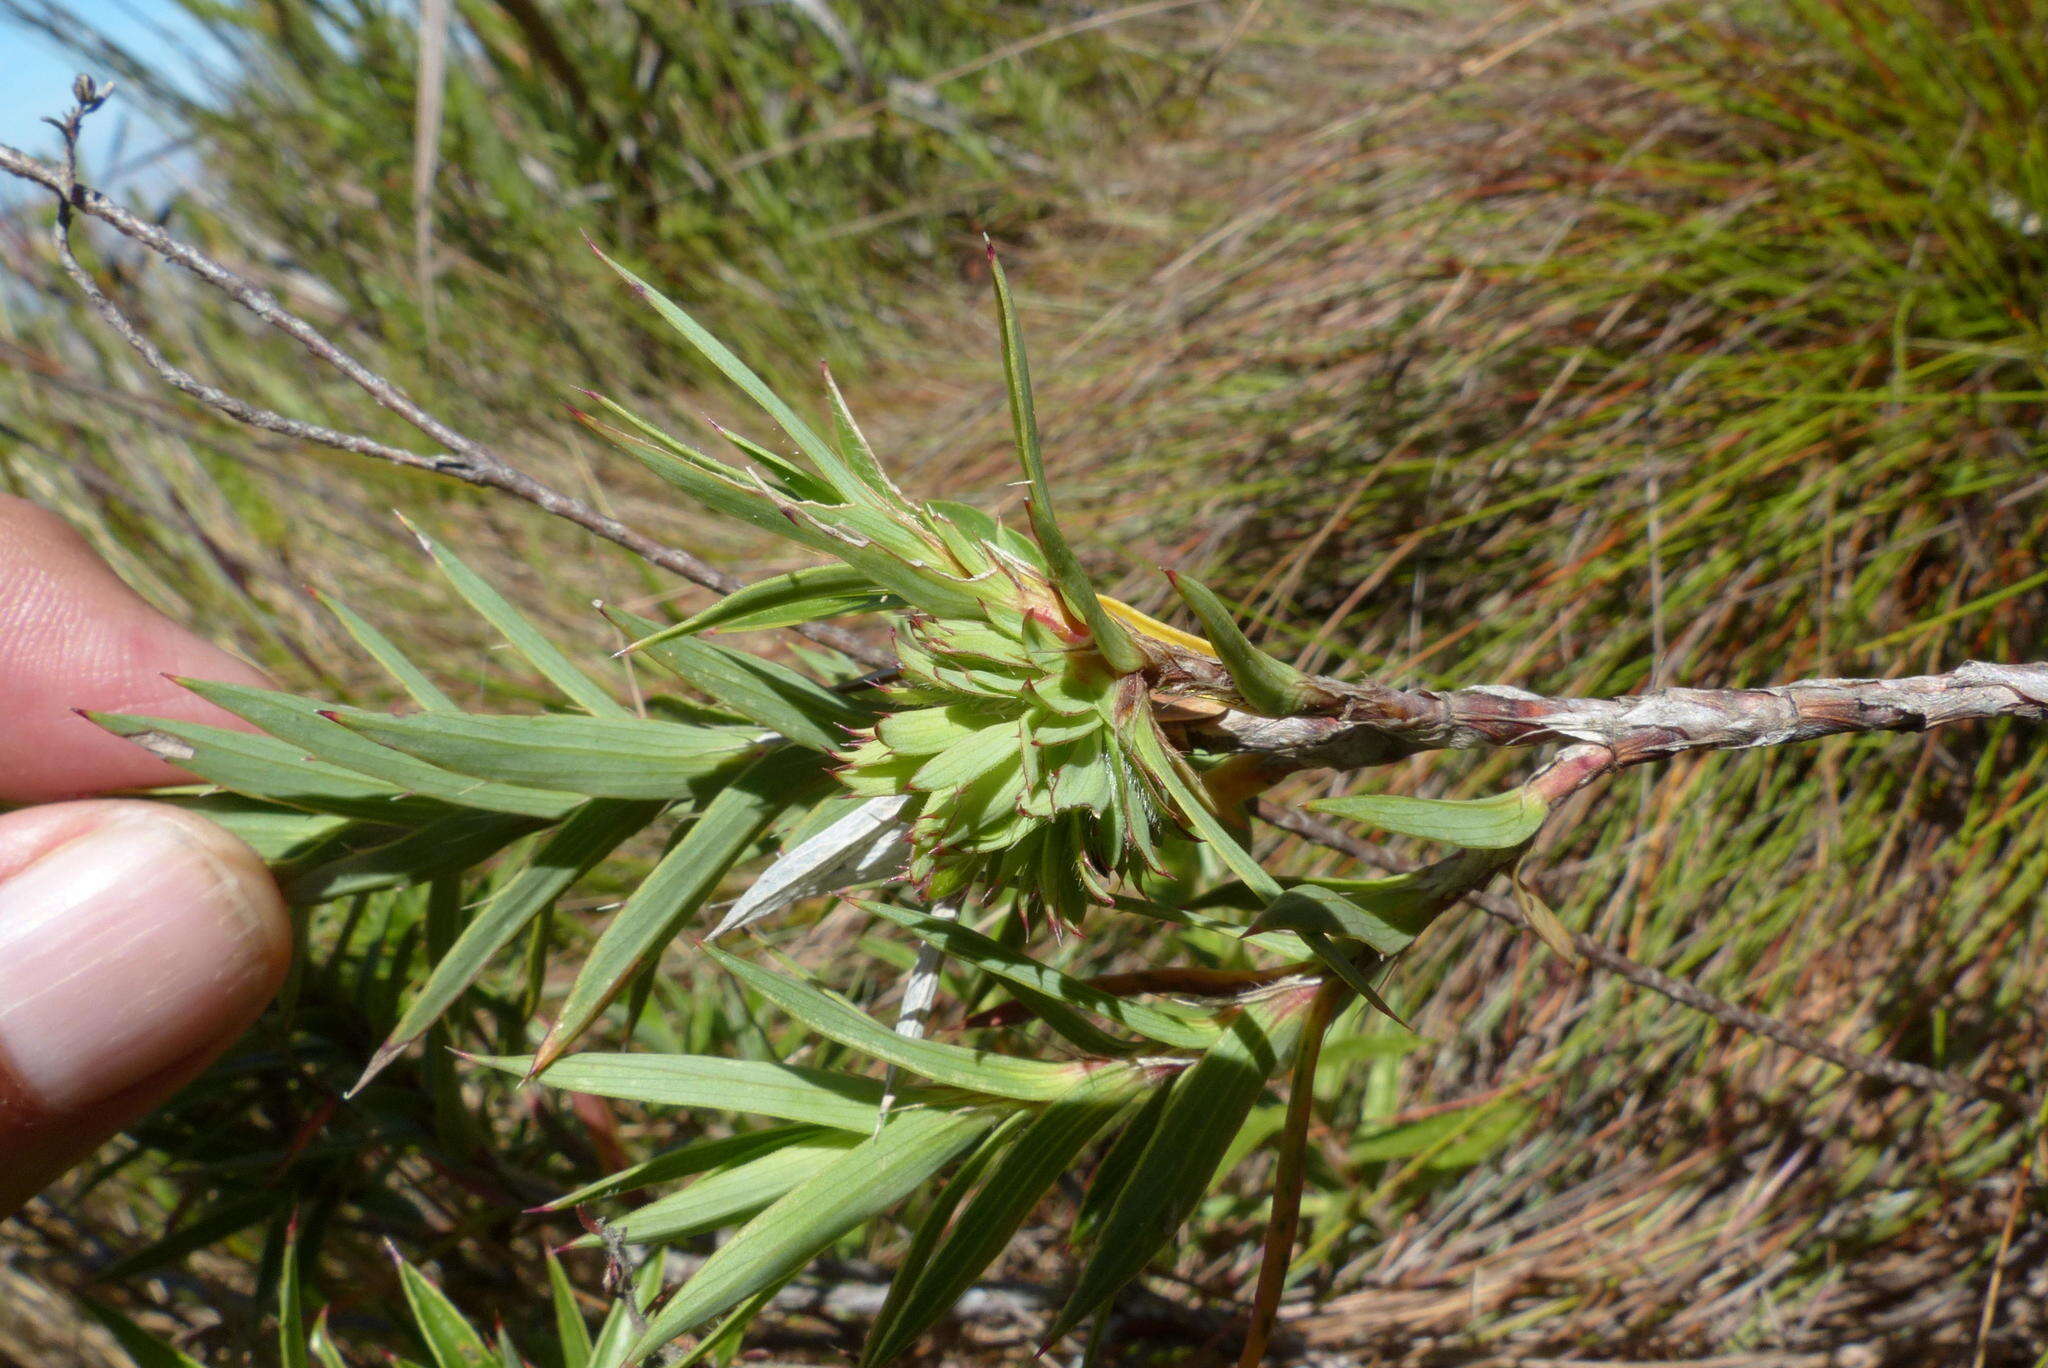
left=354, top=799, right=663, bottom=1090
left=316, top=590, right=459, bottom=712
left=1247, top=881, right=1436, bottom=957
left=392, top=1248, right=497, bottom=1368
left=863, top=902, right=1221, bottom=1050
left=606, top=608, right=868, bottom=751
left=582, top=388, right=832, bottom=506
left=477, top=1052, right=891, bottom=1131
left=597, top=248, right=879, bottom=507
left=863, top=1071, right=1140, bottom=1365
left=821, top=360, right=920, bottom=515
left=307, top=1311, right=348, bottom=1368
left=986, top=249, right=1144, bottom=675
left=538, top=749, right=829, bottom=1070
left=278, top=1231, right=310, bottom=1368
left=546, top=1253, right=593, bottom=1368
left=156, top=793, right=356, bottom=865
left=331, top=710, right=758, bottom=799
left=281, top=810, right=542, bottom=904
left=629, top=1108, right=995, bottom=1357
left=1165, top=571, right=1328, bottom=716
left=1309, top=786, right=1551, bottom=849
left=571, top=1134, right=863, bottom=1248
left=1043, top=1004, right=1304, bottom=1345
left=542, top=1124, right=837, bottom=1210
left=587, top=416, right=837, bottom=553
left=398, top=518, right=627, bottom=718
left=633, top=563, right=900, bottom=644
left=89, top=712, right=443, bottom=822
left=704, top=416, right=842, bottom=504
left=180, top=681, right=582, bottom=819
left=780, top=507, right=994, bottom=623
left=707, top=947, right=1091, bottom=1101
left=1291, top=926, right=1410, bottom=1027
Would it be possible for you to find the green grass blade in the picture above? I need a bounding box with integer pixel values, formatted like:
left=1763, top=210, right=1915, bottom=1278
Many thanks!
left=606, top=607, right=869, bottom=751
left=587, top=417, right=838, bottom=553
left=1247, top=881, right=1434, bottom=957
left=546, top=1252, right=593, bottom=1368
left=181, top=682, right=584, bottom=819
left=542, top=1125, right=837, bottom=1210
left=392, top=1250, right=496, bottom=1368
left=88, top=712, right=437, bottom=823
left=575, top=1135, right=862, bottom=1247
left=820, top=360, right=918, bottom=514
left=278, top=1229, right=310, bottom=1368
left=596, top=247, right=873, bottom=503
left=641, top=563, right=901, bottom=640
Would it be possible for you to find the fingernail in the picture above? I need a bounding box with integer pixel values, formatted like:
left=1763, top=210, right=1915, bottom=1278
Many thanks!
left=0, top=810, right=286, bottom=1112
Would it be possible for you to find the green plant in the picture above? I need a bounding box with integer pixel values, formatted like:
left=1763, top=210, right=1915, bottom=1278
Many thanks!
left=12, top=7, right=2048, bottom=1359
left=45, top=222, right=2041, bottom=1362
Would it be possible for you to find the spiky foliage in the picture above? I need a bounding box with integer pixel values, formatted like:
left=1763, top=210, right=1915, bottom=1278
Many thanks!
left=81, top=250, right=1534, bottom=1363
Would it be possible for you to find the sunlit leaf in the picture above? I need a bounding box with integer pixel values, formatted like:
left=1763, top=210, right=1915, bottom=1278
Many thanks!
left=709, top=947, right=1093, bottom=1101
left=1045, top=1002, right=1304, bottom=1344
left=863, top=1070, right=1139, bottom=1365
left=986, top=248, right=1143, bottom=674
left=572, top=1134, right=863, bottom=1247
left=1166, top=571, right=1321, bottom=715
left=607, top=607, right=868, bottom=751
left=181, top=681, right=583, bottom=819
left=863, top=902, right=1221, bottom=1050
left=1309, top=786, right=1550, bottom=849
left=636, top=563, right=900, bottom=642
left=315, top=590, right=460, bottom=712
left=629, top=1108, right=995, bottom=1356
left=393, top=1250, right=497, bottom=1368
left=332, top=710, right=758, bottom=799
left=360, top=799, right=664, bottom=1088
left=540, top=748, right=830, bottom=1067
left=400, top=518, right=628, bottom=718
left=480, top=1052, right=894, bottom=1130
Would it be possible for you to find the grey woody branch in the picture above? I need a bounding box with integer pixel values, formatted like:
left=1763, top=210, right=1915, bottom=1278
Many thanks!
left=1181, top=659, right=2048, bottom=771
left=0, top=110, right=891, bottom=670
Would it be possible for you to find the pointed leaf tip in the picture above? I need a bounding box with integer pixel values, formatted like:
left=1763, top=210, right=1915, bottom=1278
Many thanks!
left=1167, top=571, right=1325, bottom=716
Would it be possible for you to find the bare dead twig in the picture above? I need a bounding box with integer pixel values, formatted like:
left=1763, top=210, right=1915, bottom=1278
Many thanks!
left=0, top=104, right=891, bottom=669
left=1256, top=802, right=2021, bottom=1111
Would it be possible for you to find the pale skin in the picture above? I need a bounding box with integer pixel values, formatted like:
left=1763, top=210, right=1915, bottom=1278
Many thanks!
left=0, top=495, right=291, bottom=1218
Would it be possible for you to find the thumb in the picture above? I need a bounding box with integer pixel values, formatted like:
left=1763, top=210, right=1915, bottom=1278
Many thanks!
left=0, top=800, right=290, bottom=1218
